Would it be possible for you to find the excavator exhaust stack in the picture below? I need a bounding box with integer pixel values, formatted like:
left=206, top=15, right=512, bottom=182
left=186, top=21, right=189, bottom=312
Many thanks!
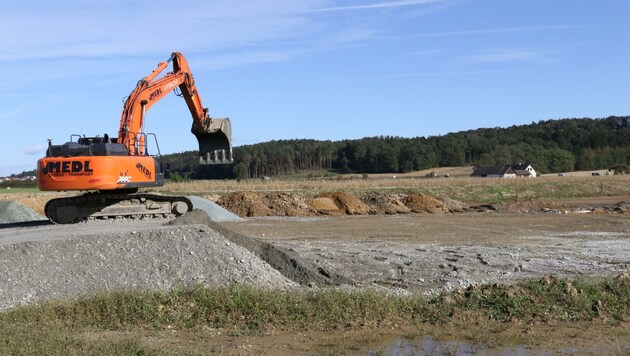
left=193, top=118, right=234, bottom=165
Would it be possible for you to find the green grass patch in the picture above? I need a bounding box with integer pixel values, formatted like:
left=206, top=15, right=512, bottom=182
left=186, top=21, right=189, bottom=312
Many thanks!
left=0, top=186, right=40, bottom=194
left=1, top=277, right=628, bottom=354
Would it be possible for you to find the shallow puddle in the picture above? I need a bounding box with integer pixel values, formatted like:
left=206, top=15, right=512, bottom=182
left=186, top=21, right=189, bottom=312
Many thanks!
left=366, top=337, right=616, bottom=356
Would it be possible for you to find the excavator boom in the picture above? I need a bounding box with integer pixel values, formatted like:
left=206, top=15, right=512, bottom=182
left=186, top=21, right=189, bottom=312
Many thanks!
left=118, top=52, right=232, bottom=163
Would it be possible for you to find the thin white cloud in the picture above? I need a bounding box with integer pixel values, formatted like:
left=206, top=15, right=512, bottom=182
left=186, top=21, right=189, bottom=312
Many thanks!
left=411, top=24, right=588, bottom=38
left=0, top=1, right=326, bottom=62
left=309, top=69, right=536, bottom=82
left=314, top=0, right=446, bottom=12
left=464, top=48, right=551, bottom=63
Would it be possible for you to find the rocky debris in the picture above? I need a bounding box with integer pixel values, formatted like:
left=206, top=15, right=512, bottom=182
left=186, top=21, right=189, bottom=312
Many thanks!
left=266, top=192, right=315, bottom=216
left=613, top=201, right=629, bottom=213
left=167, top=209, right=215, bottom=226
left=439, top=197, right=468, bottom=213
left=316, top=192, right=370, bottom=215
left=468, top=203, right=504, bottom=212
left=0, top=222, right=296, bottom=310
left=0, top=200, right=46, bottom=224
left=362, top=193, right=411, bottom=214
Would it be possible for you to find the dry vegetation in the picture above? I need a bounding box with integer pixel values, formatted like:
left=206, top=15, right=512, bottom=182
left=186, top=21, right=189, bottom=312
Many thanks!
left=158, top=174, right=630, bottom=204
left=2, top=174, right=628, bottom=218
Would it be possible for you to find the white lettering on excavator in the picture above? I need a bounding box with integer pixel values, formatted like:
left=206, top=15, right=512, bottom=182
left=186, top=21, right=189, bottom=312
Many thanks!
left=163, top=79, right=179, bottom=92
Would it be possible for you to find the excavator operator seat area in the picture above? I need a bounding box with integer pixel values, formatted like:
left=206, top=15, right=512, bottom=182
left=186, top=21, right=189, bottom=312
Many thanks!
left=193, top=118, right=234, bottom=165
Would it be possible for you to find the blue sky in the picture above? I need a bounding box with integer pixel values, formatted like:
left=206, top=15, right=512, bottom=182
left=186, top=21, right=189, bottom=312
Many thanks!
left=1, top=0, right=629, bottom=176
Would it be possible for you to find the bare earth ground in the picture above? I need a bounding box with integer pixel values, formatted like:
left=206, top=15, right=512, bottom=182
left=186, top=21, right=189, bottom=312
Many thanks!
left=223, top=210, right=630, bottom=294
left=0, top=193, right=629, bottom=354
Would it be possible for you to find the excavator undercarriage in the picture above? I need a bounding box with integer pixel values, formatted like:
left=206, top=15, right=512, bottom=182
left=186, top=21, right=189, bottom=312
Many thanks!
left=39, top=126, right=230, bottom=223
left=45, top=192, right=193, bottom=224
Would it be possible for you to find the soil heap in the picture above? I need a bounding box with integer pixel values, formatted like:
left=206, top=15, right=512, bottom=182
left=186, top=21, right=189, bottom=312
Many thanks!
left=218, top=192, right=315, bottom=217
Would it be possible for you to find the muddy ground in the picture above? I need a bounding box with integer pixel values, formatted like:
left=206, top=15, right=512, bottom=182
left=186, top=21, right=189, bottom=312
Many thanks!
left=213, top=195, right=630, bottom=354
left=223, top=201, right=630, bottom=294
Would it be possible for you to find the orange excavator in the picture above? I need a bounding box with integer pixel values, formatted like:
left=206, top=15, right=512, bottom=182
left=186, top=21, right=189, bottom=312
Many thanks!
left=37, top=52, right=233, bottom=223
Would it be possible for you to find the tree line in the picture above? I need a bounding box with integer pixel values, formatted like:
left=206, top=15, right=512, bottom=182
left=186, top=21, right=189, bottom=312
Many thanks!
left=163, top=116, right=630, bottom=179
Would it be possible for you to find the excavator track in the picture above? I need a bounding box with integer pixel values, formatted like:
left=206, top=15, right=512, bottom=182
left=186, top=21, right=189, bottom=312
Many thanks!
left=45, top=193, right=193, bottom=224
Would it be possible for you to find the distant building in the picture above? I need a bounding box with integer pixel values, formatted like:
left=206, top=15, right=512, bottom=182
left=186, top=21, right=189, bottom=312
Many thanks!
left=472, top=163, right=537, bottom=178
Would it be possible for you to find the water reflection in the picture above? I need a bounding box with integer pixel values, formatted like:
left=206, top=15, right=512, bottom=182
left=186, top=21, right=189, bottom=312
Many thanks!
left=367, top=338, right=539, bottom=356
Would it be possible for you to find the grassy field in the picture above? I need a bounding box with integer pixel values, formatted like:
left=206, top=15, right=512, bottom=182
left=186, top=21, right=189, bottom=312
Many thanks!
left=1, top=277, right=628, bottom=355
left=157, top=174, right=630, bottom=204
left=0, top=186, right=39, bottom=194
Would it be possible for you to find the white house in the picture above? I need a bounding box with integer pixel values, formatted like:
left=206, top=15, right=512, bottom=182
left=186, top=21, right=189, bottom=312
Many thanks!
left=472, top=163, right=537, bottom=178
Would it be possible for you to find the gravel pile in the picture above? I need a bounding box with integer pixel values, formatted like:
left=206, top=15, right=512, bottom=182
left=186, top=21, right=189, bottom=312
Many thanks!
left=0, top=223, right=295, bottom=310
left=0, top=200, right=46, bottom=224
left=187, top=195, right=244, bottom=222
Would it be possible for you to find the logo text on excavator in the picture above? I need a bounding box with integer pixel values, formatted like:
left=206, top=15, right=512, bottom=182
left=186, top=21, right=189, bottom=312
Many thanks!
left=136, top=162, right=152, bottom=179
left=40, top=160, right=94, bottom=176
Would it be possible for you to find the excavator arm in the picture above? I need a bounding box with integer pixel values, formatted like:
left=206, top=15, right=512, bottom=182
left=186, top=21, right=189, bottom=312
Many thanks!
left=118, top=52, right=232, bottom=164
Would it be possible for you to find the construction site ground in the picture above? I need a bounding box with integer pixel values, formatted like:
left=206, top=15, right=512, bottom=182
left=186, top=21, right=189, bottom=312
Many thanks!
left=0, top=191, right=629, bottom=354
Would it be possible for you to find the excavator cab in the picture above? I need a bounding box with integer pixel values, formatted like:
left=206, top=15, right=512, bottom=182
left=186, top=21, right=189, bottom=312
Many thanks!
left=193, top=117, right=234, bottom=165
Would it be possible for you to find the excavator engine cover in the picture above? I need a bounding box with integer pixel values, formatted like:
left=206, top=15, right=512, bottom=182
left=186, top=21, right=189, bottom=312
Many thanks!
left=194, top=118, right=233, bottom=165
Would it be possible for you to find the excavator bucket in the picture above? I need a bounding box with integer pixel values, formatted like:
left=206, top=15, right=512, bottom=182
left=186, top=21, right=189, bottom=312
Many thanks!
left=193, top=118, right=234, bottom=165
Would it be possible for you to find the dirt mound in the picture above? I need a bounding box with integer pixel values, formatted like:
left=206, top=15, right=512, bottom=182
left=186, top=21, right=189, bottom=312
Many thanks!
left=266, top=192, right=316, bottom=216
left=439, top=197, right=468, bottom=213
left=307, top=197, right=342, bottom=215
left=404, top=194, right=449, bottom=213
left=361, top=193, right=411, bottom=214
left=317, top=192, right=370, bottom=215
left=218, top=191, right=315, bottom=217
left=219, top=191, right=466, bottom=217
left=0, top=200, right=46, bottom=224
left=217, top=192, right=272, bottom=217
